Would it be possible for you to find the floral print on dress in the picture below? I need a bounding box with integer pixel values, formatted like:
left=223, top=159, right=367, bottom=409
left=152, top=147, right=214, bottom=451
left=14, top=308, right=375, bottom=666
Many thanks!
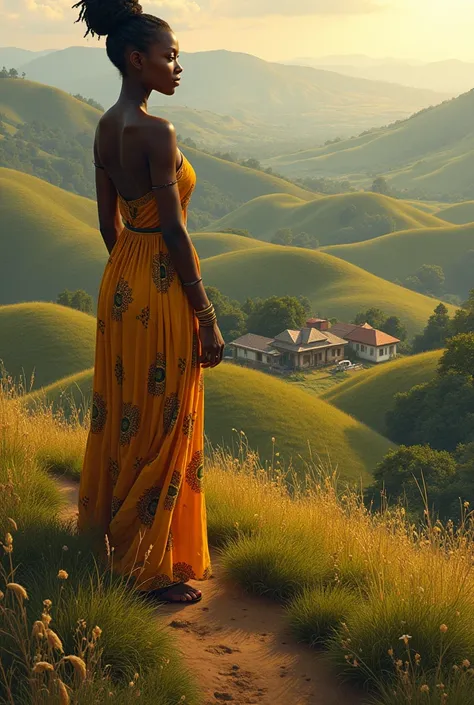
left=191, top=331, right=199, bottom=368
left=137, top=486, right=162, bottom=528
left=164, top=470, right=181, bottom=511
left=173, top=562, right=196, bottom=583
left=164, top=393, right=180, bottom=435
left=152, top=252, right=175, bottom=293
left=108, top=458, right=120, bottom=486
left=186, top=450, right=204, bottom=493
left=91, top=392, right=107, bottom=434
left=182, top=412, right=196, bottom=438
left=115, top=356, right=125, bottom=386
left=147, top=353, right=166, bottom=396
left=111, top=496, right=124, bottom=520
left=112, top=277, right=134, bottom=322
left=98, top=319, right=105, bottom=335
left=120, top=402, right=141, bottom=446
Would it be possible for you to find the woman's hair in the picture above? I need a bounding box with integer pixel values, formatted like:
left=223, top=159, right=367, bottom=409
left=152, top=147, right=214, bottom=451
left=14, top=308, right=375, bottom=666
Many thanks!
left=73, top=0, right=171, bottom=75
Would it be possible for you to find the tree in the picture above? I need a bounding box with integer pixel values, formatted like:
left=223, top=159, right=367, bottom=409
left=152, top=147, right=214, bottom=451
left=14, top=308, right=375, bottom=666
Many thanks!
left=450, top=289, right=474, bottom=337
left=340, top=204, right=357, bottom=226
left=246, top=295, right=309, bottom=338
left=8, top=68, right=19, bottom=79
left=57, top=289, right=93, bottom=313
left=412, top=303, right=451, bottom=353
left=407, top=264, right=445, bottom=296
left=383, top=315, right=407, bottom=341
left=371, top=445, right=457, bottom=513
left=354, top=307, right=387, bottom=329
left=219, top=228, right=252, bottom=238
left=0, top=67, right=8, bottom=79
left=371, top=176, right=391, bottom=196
left=272, top=228, right=293, bottom=246
left=205, top=286, right=246, bottom=342
left=57, top=290, right=72, bottom=308
left=293, top=231, right=320, bottom=249
left=438, top=333, right=474, bottom=379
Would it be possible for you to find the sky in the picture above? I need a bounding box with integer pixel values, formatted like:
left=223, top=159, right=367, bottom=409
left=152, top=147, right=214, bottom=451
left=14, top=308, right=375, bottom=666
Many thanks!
left=1, top=0, right=474, bottom=63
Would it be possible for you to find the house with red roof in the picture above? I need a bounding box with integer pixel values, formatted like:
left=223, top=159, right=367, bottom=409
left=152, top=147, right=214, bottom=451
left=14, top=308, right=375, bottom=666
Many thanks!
left=329, top=322, right=400, bottom=363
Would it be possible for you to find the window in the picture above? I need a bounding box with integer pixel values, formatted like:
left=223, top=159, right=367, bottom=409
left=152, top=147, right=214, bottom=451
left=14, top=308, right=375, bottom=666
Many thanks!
left=390, top=346, right=394, bottom=355
left=370, top=347, right=374, bottom=356
left=356, top=344, right=360, bottom=351
left=256, top=352, right=263, bottom=362
left=318, top=352, right=323, bottom=361
left=303, top=354, right=311, bottom=365
left=244, top=349, right=248, bottom=357
left=332, top=349, right=336, bottom=357
left=361, top=345, right=366, bottom=353
left=379, top=348, right=384, bottom=357
left=267, top=355, right=271, bottom=363
left=337, top=348, right=341, bottom=356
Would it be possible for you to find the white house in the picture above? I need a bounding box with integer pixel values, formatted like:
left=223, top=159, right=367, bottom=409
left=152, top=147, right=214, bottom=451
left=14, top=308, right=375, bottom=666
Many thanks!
left=329, top=322, right=399, bottom=363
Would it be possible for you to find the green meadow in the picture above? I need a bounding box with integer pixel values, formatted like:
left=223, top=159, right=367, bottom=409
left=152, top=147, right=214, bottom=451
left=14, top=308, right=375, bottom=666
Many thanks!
left=201, top=246, right=457, bottom=335
left=213, top=190, right=444, bottom=245
left=322, top=351, right=442, bottom=436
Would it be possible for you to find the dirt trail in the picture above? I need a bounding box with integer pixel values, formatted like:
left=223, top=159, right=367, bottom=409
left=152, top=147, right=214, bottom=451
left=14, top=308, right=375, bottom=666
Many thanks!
left=56, top=476, right=366, bottom=705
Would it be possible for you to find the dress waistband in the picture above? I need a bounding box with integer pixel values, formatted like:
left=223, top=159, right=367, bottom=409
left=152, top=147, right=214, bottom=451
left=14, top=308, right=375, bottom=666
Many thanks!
left=123, top=222, right=162, bottom=233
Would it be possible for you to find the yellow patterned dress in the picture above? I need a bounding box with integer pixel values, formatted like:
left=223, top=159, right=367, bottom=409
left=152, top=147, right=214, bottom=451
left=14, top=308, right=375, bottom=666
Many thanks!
left=77, top=155, right=211, bottom=592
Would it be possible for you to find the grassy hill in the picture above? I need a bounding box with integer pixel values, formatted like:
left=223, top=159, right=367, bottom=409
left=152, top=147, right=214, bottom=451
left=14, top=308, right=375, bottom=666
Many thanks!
left=322, top=351, right=442, bottom=436
left=20, top=47, right=444, bottom=142
left=212, top=191, right=444, bottom=245
left=269, top=89, right=474, bottom=200
left=0, top=302, right=96, bottom=389
left=0, top=168, right=105, bottom=305
left=0, top=78, right=100, bottom=132
left=436, top=201, right=474, bottom=224
left=201, top=245, right=457, bottom=336
left=191, top=232, right=271, bottom=259
left=322, top=222, right=474, bottom=298
left=22, top=362, right=392, bottom=483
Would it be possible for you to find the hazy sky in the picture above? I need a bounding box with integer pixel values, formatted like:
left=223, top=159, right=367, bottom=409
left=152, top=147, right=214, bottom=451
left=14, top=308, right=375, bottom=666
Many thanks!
left=1, top=0, right=474, bottom=62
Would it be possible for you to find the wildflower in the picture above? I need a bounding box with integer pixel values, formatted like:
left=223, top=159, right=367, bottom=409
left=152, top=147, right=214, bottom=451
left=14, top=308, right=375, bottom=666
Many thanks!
left=3, top=544, right=13, bottom=554
left=275, top=452, right=280, bottom=457
left=0, top=591, right=3, bottom=601
left=464, top=501, right=470, bottom=508
left=440, top=624, right=448, bottom=633
left=420, top=684, right=430, bottom=693
left=62, top=546, right=69, bottom=552
left=399, top=634, right=412, bottom=646
left=42, top=612, right=52, bottom=627
left=4, top=533, right=13, bottom=546
left=388, top=648, right=394, bottom=657
left=92, top=625, right=102, bottom=640
left=62, top=655, right=87, bottom=682
left=8, top=518, right=18, bottom=531
left=433, top=526, right=441, bottom=534
left=43, top=599, right=52, bottom=609
left=33, top=661, right=54, bottom=673
left=6, top=582, right=28, bottom=601
left=58, top=678, right=70, bottom=705
left=231, top=428, right=236, bottom=432
left=240, top=430, right=245, bottom=435
left=463, top=659, right=471, bottom=668
left=32, top=621, right=46, bottom=638
left=46, top=628, right=64, bottom=652
left=57, top=570, right=69, bottom=580
left=271, top=437, right=275, bottom=443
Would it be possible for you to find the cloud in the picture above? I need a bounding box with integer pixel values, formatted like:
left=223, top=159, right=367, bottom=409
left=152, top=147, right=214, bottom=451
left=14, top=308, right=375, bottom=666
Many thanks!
left=208, top=0, right=383, bottom=17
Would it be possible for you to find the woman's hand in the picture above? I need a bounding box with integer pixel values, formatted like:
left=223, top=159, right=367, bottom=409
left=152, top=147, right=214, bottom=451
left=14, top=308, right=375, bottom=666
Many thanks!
left=199, top=322, right=225, bottom=368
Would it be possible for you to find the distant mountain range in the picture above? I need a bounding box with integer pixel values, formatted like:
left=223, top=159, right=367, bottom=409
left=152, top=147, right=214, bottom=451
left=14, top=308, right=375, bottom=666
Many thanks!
left=9, top=46, right=447, bottom=148
left=287, top=55, right=474, bottom=95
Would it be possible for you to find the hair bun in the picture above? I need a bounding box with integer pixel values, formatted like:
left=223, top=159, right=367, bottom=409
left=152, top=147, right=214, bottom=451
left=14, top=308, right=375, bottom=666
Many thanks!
left=73, top=0, right=143, bottom=38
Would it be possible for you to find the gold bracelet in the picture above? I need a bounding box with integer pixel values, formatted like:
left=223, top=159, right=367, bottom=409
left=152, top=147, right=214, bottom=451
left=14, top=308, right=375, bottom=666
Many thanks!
left=195, top=304, right=215, bottom=319
left=198, top=316, right=217, bottom=327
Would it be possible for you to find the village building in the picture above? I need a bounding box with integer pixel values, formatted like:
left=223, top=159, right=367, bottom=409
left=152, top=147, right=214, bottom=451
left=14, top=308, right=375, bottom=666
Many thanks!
left=329, top=322, right=399, bottom=363
left=229, top=318, right=347, bottom=371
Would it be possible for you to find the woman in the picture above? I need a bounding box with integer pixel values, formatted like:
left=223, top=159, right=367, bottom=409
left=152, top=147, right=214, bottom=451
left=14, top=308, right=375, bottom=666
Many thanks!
left=73, top=0, right=225, bottom=604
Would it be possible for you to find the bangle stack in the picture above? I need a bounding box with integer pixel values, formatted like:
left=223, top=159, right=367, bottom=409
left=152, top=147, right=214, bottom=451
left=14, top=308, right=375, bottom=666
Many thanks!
left=195, top=303, right=217, bottom=327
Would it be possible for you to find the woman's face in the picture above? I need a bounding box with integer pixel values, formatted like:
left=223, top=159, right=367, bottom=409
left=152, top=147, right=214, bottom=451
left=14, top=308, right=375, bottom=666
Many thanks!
left=129, top=29, right=183, bottom=96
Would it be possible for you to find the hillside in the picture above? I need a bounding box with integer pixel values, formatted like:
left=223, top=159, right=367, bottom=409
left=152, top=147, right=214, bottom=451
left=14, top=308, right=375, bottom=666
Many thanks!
left=436, top=201, right=474, bottom=224
left=22, top=363, right=392, bottom=483
left=0, top=302, right=96, bottom=389
left=0, top=78, right=100, bottom=133
left=269, top=89, right=474, bottom=199
left=323, top=222, right=474, bottom=298
left=212, top=191, right=444, bottom=245
left=322, top=351, right=442, bottom=436
left=200, top=246, right=457, bottom=336
left=20, top=47, right=445, bottom=143
left=0, top=168, right=105, bottom=305
left=191, top=232, right=271, bottom=259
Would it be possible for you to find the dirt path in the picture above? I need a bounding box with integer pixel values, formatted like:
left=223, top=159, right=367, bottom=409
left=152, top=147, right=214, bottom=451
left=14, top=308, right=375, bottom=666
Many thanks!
left=56, top=476, right=366, bottom=705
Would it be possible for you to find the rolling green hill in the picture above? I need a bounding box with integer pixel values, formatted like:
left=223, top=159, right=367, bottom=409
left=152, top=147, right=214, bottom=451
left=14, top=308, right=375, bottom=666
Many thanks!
left=436, top=201, right=474, bottom=224
left=0, top=78, right=100, bottom=132
left=0, top=302, right=96, bottom=389
left=322, top=223, right=474, bottom=298
left=200, top=246, right=457, bottom=336
left=212, top=191, right=444, bottom=245
left=22, top=362, right=392, bottom=483
left=322, top=351, right=442, bottom=436
left=0, top=168, right=105, bottom=305
left=269, top=89, right=474, bottom=199
left=191, top=232, right=271, bottom=259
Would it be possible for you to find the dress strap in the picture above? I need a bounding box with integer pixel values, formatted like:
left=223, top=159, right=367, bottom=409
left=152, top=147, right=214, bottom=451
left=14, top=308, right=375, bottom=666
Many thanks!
left=151, top=180, right=178, bottom=190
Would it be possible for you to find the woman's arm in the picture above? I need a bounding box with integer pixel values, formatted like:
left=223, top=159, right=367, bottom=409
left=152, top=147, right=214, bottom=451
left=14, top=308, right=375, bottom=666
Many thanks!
left=147, top=120, right=225, bottom=367
left=94, top=137, right=122, bottom=255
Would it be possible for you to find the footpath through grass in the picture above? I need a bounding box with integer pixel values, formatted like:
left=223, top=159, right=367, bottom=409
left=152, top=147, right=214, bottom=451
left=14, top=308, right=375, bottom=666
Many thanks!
left=3, top=374, right=474, bottom=704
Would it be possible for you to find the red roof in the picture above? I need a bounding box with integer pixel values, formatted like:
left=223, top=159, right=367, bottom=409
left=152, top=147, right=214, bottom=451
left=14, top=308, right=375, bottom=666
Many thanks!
left=330, top=322, right=400, bottom=346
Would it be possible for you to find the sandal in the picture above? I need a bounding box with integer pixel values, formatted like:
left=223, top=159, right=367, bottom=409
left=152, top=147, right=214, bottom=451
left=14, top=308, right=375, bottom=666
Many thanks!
left=143, top=582, right=202, bottom=605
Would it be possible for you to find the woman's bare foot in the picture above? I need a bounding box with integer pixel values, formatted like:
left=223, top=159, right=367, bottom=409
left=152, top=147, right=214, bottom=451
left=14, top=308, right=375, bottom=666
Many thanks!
left=151, top=582, right=202, bottom=604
